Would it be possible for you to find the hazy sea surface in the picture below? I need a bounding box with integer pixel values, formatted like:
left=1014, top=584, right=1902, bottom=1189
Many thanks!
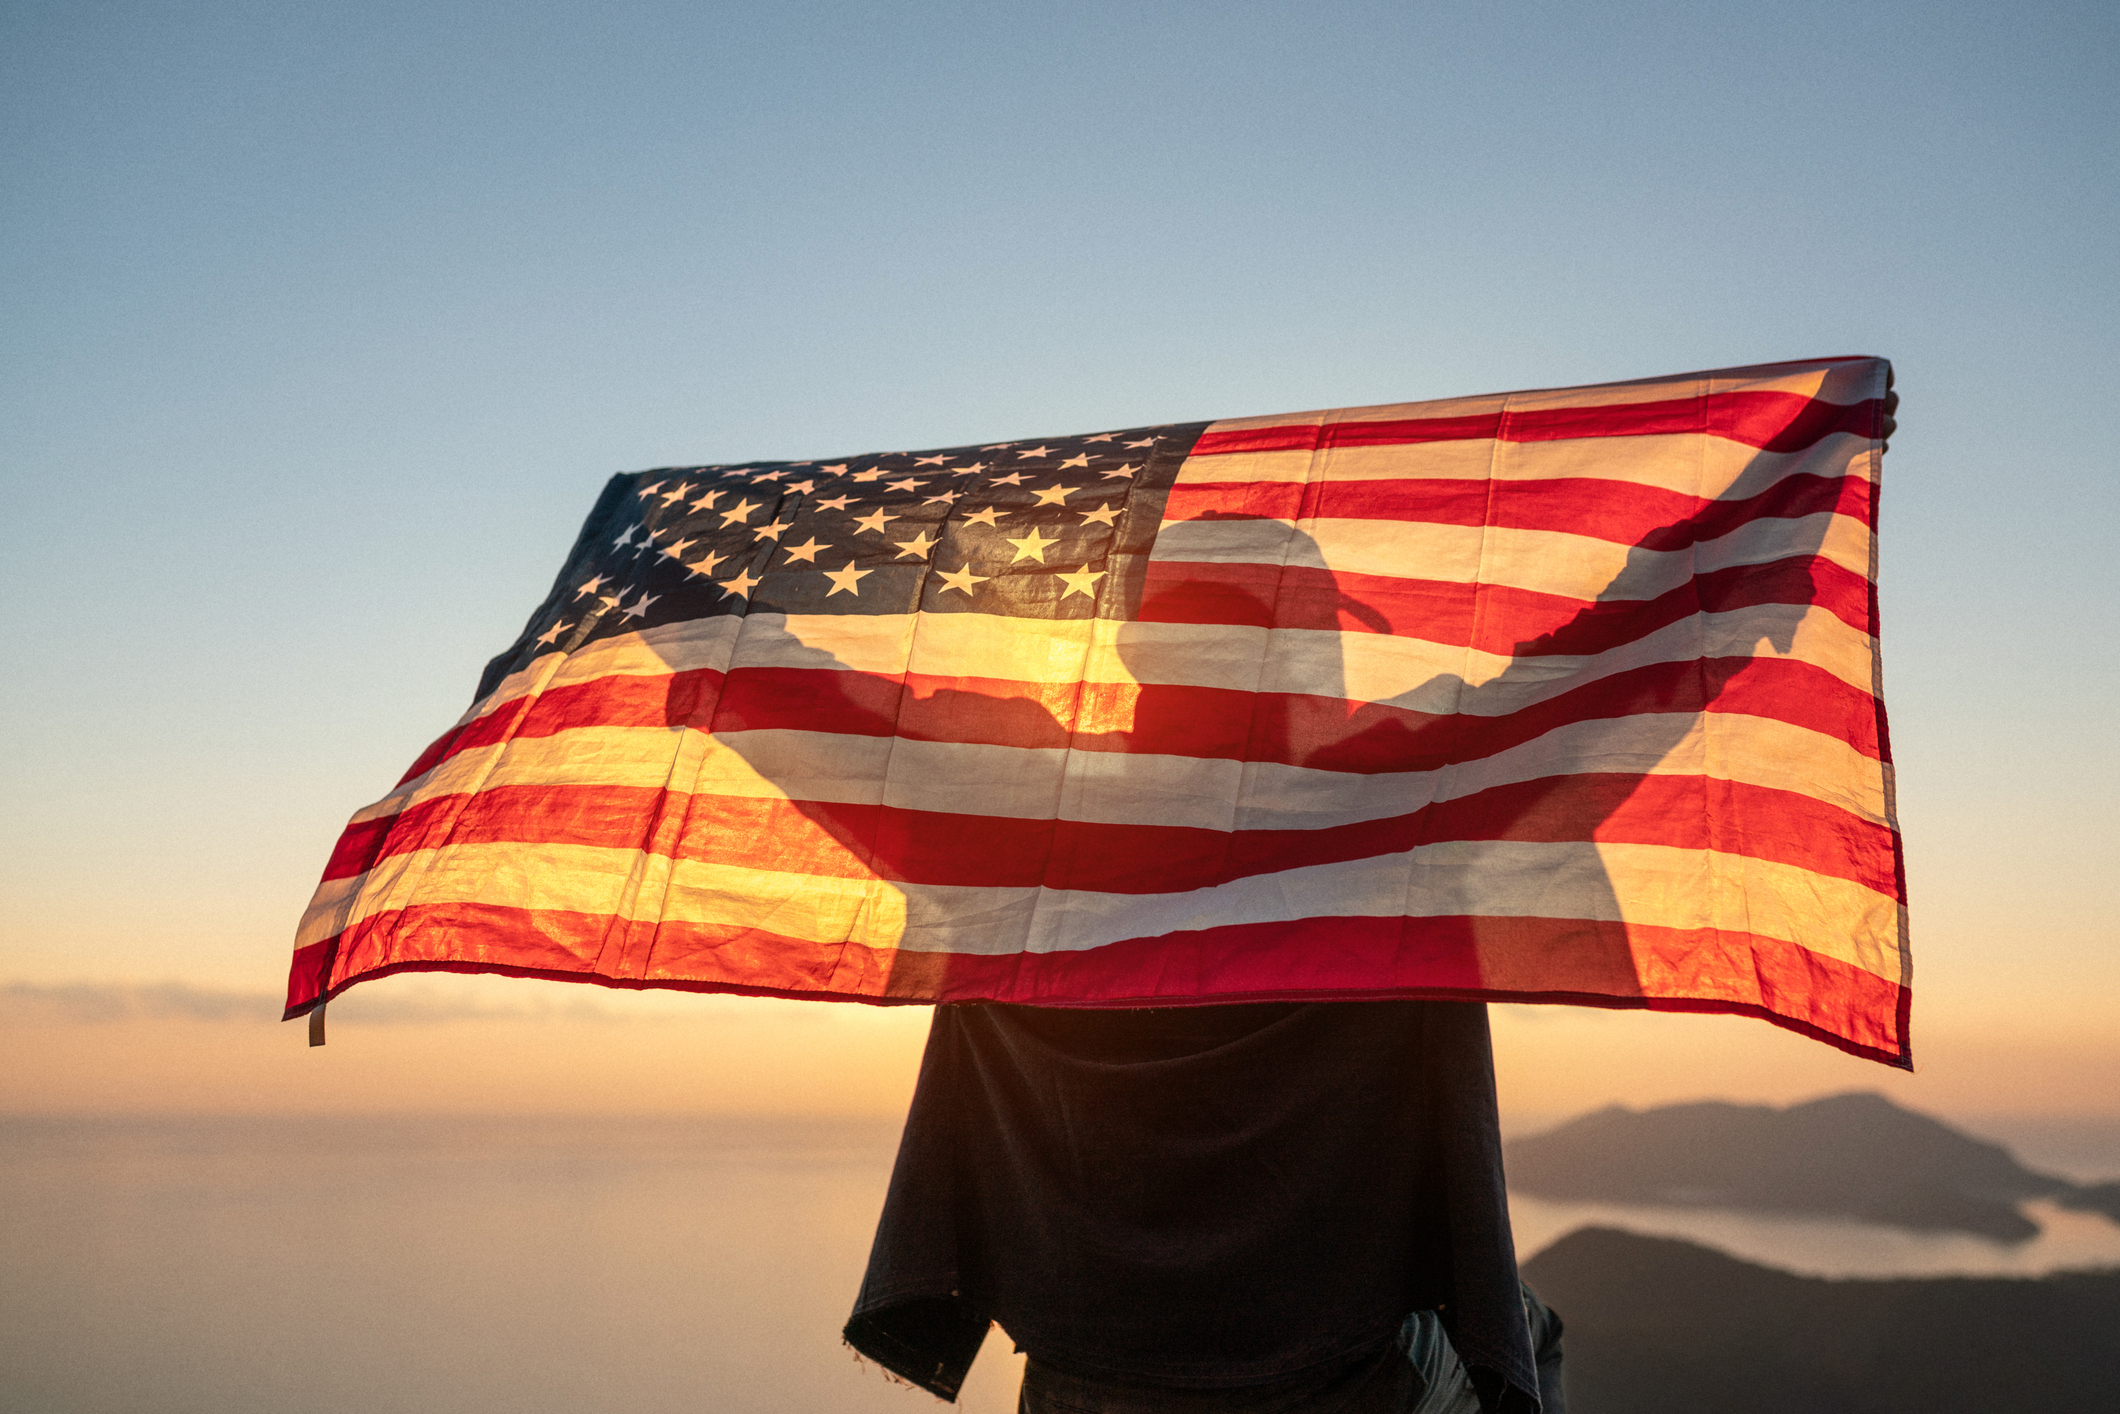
left=0, top=1116, right=1023, bottom=1414
left=5, top=1115, right=2118, bottom=1414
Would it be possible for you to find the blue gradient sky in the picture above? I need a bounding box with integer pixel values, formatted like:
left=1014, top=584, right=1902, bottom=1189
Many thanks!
left=4, top=2, right=2116, bottom=1108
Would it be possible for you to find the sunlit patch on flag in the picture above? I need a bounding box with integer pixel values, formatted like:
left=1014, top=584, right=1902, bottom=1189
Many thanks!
left=287, top=356, right=1908, bottom=1065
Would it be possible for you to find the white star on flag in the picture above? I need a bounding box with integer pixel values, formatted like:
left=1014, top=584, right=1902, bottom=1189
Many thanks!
left=1056, top=568, right=1106, bottom=599
left=1005, top=528, right=1058, bottom=563
left=823, top=564, right=871, bottom=596
left=935, top=565, right=987, bottom=596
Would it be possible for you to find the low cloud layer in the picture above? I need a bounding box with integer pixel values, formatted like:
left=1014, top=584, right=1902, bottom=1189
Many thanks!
left=2, top=981, right=279, bottom=1024
left=0, top=979, right=696, bottom=1026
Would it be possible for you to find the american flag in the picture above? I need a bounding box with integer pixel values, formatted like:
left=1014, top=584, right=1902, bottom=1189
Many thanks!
left=287, top=356, right=1908, bottom=1065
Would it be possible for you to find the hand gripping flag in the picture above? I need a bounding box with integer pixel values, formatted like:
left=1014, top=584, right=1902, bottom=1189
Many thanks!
left=287, top=356, right=1908, bottom=1065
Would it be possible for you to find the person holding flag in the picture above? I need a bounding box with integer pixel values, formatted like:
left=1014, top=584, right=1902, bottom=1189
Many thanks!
left=286, top=358, right=1898, bottom=1412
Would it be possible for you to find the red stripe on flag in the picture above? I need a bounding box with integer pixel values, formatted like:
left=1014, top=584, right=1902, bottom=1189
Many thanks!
left=911, top=914, right=1911, bottom=1064
left=286, top=903, right=1907, bottom=1066
left=394, top=556, right=1871, bottom=789
left=1137, top=553, right=1874, bottom=642
left=1066, top=656, right=1885, bottom=769
left=1191, top=392, right=1883, bottom=458
left=1161, top=471, right=1875, bottom=546
left=334, top=769, right=1901, bottom=900
left=396, top=668, right=726, bottom=786
left=285, top=938, right=335, bottom=1015
left=391, top=650, right=1886, bottom=805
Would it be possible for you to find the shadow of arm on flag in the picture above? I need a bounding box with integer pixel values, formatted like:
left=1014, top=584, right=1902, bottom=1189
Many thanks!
left=1341, top=461, right=1861, bottom=999
left=677, top=448, right=1859, bottom=1005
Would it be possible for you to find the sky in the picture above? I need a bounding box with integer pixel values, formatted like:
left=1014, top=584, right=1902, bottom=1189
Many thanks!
left=4, top=0, right=2117, bottom=1120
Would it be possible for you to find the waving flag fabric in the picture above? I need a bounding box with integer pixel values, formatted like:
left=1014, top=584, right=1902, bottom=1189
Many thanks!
left=286, top=356, right=1909, bottom=1065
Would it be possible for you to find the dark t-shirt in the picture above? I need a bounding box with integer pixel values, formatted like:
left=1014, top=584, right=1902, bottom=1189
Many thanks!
left=843, top=1000, right=1538, bottom=1408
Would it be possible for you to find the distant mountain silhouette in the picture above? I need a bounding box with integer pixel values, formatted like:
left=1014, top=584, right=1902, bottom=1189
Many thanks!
left=2060, top=1181, right=2120, bottom=1224
left=1505, top=1092, right=2092, bottom=1240
left=1521, top=1227, right=2120, bottom=1414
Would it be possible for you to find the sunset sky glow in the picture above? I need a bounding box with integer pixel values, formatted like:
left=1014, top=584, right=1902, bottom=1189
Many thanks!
left=4, top=0, right=2115, bottom=1121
